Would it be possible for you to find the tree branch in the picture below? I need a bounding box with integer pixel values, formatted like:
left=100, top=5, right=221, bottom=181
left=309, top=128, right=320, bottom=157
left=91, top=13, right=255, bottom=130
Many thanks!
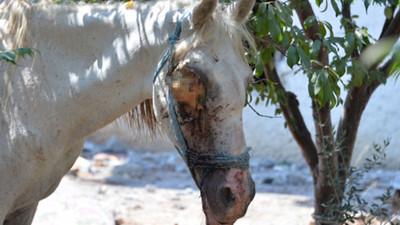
left=336, top=5, right=400, bottom=165
left=336, top=44, right=399, bottom=171
left=290, top=0, right=332, bottom=152
left=335, top=60, right=392, bottom=168
left=342, top=0, right=360, bottom=58
left=380, top=9, right=400, bottom=39
left=290, top=0, right=320, bottom=41
left=262, top=62, right=319, bottom=176
left=379, top=4, right=398, bottom=39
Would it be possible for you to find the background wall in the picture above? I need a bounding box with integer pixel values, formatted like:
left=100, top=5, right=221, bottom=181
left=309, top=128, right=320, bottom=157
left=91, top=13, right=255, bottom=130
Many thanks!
left=88, top=2, right=400, bottom=169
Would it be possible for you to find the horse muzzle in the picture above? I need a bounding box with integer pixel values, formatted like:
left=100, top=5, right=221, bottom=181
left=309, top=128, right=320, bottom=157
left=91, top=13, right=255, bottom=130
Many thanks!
left=200, top=168, right=255, bottom=225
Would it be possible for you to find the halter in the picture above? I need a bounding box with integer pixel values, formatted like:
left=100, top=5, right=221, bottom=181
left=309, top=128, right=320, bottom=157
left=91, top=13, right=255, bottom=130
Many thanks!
left=152, top=13, right=250, bottom=176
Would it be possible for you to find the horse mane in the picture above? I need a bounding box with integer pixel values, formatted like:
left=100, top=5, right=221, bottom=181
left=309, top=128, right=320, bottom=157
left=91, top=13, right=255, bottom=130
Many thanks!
left=0, top=0, right=254, bottom=137
left=0, top=0, right=32, bottom=49
left=1, top=0, right=33, bottom=109
left=173, top=6, right=255, bottom=64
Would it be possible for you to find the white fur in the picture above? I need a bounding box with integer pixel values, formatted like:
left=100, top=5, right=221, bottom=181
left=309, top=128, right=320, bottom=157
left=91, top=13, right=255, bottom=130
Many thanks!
left=0, top=0, right=254, bottom=223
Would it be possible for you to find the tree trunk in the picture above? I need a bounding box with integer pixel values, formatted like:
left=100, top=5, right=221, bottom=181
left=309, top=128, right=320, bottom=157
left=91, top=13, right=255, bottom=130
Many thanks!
left=260, top=1, right=400, bottom=224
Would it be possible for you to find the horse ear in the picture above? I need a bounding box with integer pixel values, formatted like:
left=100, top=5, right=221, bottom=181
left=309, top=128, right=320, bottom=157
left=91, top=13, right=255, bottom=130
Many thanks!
left=231, top=0, right=255, bottom=24
left=193, top=0, right=217, bottom=30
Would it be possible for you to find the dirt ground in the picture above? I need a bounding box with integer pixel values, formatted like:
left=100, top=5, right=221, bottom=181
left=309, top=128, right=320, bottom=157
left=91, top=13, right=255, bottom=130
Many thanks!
left=31, top=138, right=400, bottom=225
left=33, top=176, right=316, bottom=225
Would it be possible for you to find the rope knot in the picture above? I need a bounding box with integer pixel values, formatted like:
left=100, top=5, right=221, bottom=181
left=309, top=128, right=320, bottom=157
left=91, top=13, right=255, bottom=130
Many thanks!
left=169, top=34, right=179, bottom=45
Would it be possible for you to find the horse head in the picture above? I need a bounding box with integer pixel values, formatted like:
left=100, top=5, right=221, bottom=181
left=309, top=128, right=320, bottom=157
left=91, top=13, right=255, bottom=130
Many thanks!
left=153, top=0, right=255, bottom=224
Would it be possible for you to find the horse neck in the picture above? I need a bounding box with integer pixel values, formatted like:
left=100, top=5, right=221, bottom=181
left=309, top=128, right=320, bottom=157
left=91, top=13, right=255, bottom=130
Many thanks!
left=26, top=2, right=188, bottom=142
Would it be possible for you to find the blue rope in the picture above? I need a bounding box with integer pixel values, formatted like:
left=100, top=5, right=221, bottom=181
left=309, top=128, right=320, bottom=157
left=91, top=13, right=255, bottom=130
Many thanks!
left=168, top=85, right=189, bottom=162
left=152, top=14, right=184, bottom=84
left=152, top=13, right=250, bottom=170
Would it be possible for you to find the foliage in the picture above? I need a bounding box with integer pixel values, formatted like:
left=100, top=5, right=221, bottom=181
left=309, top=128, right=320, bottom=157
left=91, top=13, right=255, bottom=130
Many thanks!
left=248, top=0, right=399, bottom=110
left=0, top=48, right=37, bottom=65
left=322, top=139, right=394, bottom=225
left=245, top=0, right=400, bottom=224
left=390, top=46, right=400, bottom=81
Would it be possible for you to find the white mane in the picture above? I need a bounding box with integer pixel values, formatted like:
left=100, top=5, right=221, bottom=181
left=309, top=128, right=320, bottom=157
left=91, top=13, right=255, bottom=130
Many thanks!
left=0, top=0, right=32, bottom=49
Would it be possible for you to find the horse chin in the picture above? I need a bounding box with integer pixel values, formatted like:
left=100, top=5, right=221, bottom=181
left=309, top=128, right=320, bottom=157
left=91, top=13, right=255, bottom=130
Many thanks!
left=202, top=198, right=237, bottom=225
left=199, top=169, right=255, bottom=225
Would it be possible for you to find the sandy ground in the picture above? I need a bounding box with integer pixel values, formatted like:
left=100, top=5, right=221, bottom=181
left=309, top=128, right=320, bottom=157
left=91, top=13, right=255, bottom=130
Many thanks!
left=32, top=176, right=315, bottom=225
left=31, top=138, right=400, bottom=225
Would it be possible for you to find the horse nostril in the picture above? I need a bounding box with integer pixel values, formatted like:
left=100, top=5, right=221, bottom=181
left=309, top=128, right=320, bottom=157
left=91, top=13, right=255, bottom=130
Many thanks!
left=219, top=187, right=236, bottom=209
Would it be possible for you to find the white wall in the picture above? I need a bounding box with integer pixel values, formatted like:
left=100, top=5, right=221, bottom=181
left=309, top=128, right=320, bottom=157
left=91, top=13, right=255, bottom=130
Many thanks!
left=243, top=75, right=400, bottom=169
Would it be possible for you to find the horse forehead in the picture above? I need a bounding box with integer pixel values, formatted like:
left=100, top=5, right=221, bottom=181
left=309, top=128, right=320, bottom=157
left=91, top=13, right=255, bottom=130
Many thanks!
left=184, top=47, right=250, bottom=80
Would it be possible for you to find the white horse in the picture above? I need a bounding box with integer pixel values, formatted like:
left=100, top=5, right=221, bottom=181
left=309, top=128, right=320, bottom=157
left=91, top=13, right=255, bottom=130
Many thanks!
left=0, top=0, right=255, bottom=224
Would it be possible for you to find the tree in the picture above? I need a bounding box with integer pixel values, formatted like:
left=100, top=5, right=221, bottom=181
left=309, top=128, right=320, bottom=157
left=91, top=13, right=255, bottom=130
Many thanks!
left=248, top=0, right=400, bottom=224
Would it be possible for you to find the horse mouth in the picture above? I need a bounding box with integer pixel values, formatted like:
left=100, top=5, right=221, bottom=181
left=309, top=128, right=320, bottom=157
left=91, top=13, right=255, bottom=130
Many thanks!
left=216, top=219, right=234, bottom=225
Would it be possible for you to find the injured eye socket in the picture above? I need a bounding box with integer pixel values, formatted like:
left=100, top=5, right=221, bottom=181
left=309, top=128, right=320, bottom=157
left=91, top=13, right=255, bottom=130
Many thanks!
left=170, top=66, right=207, bottom=123
left=171, top=67, right=206, bottom=109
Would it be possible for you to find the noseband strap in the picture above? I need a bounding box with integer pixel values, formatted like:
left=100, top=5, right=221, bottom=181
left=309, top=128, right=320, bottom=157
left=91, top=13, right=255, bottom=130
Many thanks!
left=152, top=13, right=250, bottom=171
left=187, top=148, right=250, bottom=169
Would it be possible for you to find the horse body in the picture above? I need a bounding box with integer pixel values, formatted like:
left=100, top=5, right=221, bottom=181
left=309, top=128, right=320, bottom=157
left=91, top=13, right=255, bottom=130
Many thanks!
left=1, top=3, right=172, bottom=222
left=0, top=0, right=255, bottom=224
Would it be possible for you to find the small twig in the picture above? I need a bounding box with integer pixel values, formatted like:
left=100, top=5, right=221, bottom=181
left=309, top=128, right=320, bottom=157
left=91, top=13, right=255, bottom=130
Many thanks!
left=246, top=100, right=280, bottom=118
left=251, top=78, right=269, bottom=84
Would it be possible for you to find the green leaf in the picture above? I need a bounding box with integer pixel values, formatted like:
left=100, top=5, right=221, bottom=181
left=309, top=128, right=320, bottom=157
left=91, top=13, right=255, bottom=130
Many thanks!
left=308, top=72, right=316, bottom=98
left=323, top=21, right=334, bottom=37
left=0, top=51, right=17, bottom=64
left=276, top=89, right=287, bottom=105
left=254, top=60, right=264, bottom=78
left=260, top=48, right=272, bottom=64
left=256, top=14, right=269, bottom=36
left=287, top=45, right=299, bottom=68
left=335, top=58, right=347, bottom=76
left=364, top=0, right=372, bottom=12
left=310, top=40, right=321, bottom=59
left=384, top=6, right=393, bottom=19
left=344, top=33, right=356, bottom=56
left=330, top=0, right=340, bottom=17
left=318, top=21, right=326, bottom=39
left=316, top=70, right=331, bottom=106
left=275, top=108, right=282, bottom=115
left=371, top=70, right=387, bottom=84
left=313, top=71, right=322, bottom=96
left=297, top=46, right=311, bottom=70
left=304, top=16, right=316, bottom=30
left=323, top=40, right=338, bottom=55
left=0, top=48, right=37, bottom=65
left=317, top=70, right=328, bottom=95
left=268, top=7, right=281, bottom=42
left=281, top=31, right=291, bottom=48
left=316, top=0, right=323, bottom=7
left=15, top=48, right=35, bottom=57
left=257, top=2, right=267, bottom=16
left=352, top=61, right=365, bottom=87
left=390, top=48, right=400, bottom=79
left=275, top=2, right=293, bottom=26
left=354, top=30, right=365, bottom=46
